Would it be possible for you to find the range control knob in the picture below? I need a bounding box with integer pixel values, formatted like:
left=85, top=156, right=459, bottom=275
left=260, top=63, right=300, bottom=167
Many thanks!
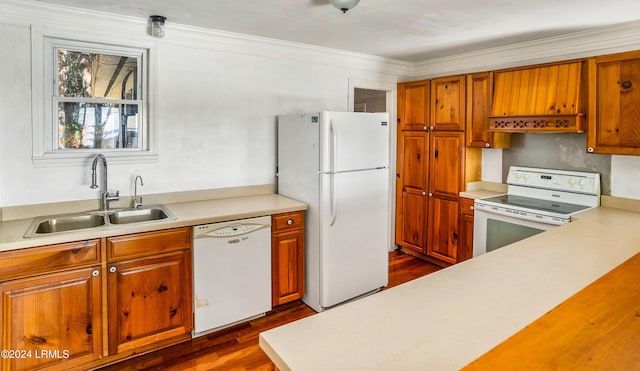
left=568, top=178, right=577, bottom=185
left=579, top=179, right=587, bottom=186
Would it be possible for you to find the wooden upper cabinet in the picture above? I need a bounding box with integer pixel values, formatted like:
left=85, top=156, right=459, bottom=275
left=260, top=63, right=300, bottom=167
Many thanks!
left=466, top=72, right=510, bottom=148
left=431, top=75, right=465, bottom=131
left=398, top=80, right=430, bottom=131
left=587, top=50, right=640, bottom=155
left=489, top=60, right=587, bottom=132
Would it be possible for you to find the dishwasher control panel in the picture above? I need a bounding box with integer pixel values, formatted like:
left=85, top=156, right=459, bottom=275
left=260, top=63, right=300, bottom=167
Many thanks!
left=193, top=215, right=272, bottom=239
left=207, top=224, right=262, bottom=237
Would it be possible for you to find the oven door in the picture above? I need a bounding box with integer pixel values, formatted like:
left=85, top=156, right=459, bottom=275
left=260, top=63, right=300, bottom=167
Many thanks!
left=473, top=206, right=555, bottom=257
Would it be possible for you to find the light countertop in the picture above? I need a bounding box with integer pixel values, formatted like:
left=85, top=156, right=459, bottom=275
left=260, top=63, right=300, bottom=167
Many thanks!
left=460, top=180, right=507, bottom=199
left=259, top=206, right=640, bottom=370
left=0, top=193, right=307, bottom=253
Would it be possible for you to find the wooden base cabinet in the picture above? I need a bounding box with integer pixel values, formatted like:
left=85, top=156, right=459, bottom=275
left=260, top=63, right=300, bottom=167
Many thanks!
left=271, top=212, right=305, bottom=307
left=459, top=197, right=475, bottom=262
left=0, top=267, right=102, bottom=371
left=106, top=228, right=193, bottom=355
left=0, top=228, right=193, bottom=370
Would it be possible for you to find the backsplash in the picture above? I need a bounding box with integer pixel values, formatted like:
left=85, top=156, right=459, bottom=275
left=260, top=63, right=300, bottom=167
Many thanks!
left=502, top=133, right=612, bottom=195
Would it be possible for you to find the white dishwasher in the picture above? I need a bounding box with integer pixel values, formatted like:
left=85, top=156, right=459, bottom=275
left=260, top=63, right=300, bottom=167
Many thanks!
left=192, top=215, right=272, bottom=336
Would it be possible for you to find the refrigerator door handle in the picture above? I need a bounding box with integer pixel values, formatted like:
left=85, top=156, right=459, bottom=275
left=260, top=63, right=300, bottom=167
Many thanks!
left=329, top=120, right=337, bottom=226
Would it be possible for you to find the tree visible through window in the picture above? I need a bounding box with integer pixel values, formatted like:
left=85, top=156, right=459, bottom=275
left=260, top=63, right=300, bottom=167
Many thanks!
left=55, top=48, right=142, bottom=150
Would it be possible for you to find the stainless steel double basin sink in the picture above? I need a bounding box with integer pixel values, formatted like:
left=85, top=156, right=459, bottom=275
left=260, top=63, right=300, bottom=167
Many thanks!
left=24, top=205, right=176, bottom=237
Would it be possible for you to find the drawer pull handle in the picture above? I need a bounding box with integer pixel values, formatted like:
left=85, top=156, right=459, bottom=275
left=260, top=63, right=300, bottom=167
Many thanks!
left=287, top=219, right=294, bottom=225
left=92, top=270, right=100, bottom=277
left=109, top=266, right=117, bottom=273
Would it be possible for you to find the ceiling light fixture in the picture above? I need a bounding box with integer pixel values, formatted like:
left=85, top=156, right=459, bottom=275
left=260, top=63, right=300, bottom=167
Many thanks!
left=149, top=15, right=167, bottom=38
left=331, top=0, right=360, bottom=13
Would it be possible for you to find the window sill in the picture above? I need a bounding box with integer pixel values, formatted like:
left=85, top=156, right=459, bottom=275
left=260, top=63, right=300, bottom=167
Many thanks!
left=32, top=151, right=159, bottom=167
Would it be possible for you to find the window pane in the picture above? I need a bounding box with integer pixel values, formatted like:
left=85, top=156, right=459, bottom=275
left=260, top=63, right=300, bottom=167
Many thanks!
left=57, top=50, right=138, bottom=100
left=57, top=102, right=140, bottom=149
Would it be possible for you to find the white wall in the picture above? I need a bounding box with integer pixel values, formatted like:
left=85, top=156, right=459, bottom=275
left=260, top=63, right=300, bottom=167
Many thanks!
left=0, top=0, right=410, bottom=207
left=2, top=1, right=640, bottom=207
left=611, top=155, right=640, bottom=199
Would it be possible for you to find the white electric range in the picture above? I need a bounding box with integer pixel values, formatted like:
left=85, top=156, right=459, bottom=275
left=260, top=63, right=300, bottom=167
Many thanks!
left=473, top=166, right=601, bottom=257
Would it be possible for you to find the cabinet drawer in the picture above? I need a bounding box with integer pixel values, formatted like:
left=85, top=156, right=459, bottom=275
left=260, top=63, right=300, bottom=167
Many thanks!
left=0, top=239, right=100, bottom=281
left=107, top=227, right=191, bottom=262
left=272, top=212, right=304, bottom=233
left=460, top=197, right=475, bottom=216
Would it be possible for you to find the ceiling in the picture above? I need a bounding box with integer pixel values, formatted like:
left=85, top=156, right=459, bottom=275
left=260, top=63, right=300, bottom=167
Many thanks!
left=35, top=0, right=640, bottom=62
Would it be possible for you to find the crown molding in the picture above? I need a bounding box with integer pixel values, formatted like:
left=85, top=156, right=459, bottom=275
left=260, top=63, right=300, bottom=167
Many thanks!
left=0, top=0, right=413, bottom=77
left=413, top=20, right=640, bottom=78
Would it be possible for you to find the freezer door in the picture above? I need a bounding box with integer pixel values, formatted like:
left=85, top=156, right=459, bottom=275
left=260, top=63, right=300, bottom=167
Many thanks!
left=320, top=112, right=389, bottom=173
left=320, top=169, right=389, bottom=308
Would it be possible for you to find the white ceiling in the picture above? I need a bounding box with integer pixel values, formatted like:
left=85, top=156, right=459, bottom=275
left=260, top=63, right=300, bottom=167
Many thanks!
left=35, top=0, right=640, bottom=62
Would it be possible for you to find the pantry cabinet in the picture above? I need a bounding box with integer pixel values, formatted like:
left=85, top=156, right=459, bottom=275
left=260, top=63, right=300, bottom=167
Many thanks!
left=587, top=50, right=640, bottom=155
left=0, top=240, right=103, bottom=371
left=426, top=132, right=465, bottom=263
left=271, top=211, right=305, bottom=306
left=395, top=130, right=429, bottom=253
left=106, top=228, right=193, bottom=355
left=466, top=72, right=510, bottom=148
left=396, top=85, right=469, bottom=263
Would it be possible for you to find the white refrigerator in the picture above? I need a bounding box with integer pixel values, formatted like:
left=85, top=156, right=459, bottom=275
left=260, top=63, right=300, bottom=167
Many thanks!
left=277, top=111, right=390, bottom=312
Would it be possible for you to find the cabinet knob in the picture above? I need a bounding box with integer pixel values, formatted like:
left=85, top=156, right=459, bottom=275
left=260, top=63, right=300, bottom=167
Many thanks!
left=92, top=270, right=100, bottom=277
left=429, top=126, right=435, bottom=131
left=423, top=126, right=428, bottom=131
left=428, top=192, right=433, bottom=197
left=452, top=232, right=458, bottom=239
left=587, top=147, right=594, bottom=153
left=422, top=191, right=426, bottom=196
left=485, top=142, right=490, bottom=148
left=287, top=219, right=294, bottom=225
left=469, top=205, right=474, bottom=210
left=109, top=266, right=117, bottom=273
left=621, top=80, right=633, bottom=89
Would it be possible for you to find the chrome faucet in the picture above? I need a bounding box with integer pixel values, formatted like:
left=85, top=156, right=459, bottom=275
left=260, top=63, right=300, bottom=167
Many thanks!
left=90, top=154, right=119, bottom=211
left=133, top=175, right=144, bottom=209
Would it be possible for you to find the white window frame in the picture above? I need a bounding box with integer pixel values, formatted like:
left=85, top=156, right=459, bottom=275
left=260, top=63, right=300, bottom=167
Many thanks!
left=31, top=26, right=158, bottom=165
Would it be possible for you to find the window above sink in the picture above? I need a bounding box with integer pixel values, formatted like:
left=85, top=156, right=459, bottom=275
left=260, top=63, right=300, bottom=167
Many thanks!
left=30, top=27, right=158, bottom=166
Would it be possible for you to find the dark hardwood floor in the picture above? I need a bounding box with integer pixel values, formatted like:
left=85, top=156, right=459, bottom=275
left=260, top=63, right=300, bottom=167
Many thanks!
left=98, top=250, right=441, bottom=371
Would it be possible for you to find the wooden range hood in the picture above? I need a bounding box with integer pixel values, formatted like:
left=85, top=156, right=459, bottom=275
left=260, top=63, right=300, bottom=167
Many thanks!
left=488, top=60, right=587, bottom=133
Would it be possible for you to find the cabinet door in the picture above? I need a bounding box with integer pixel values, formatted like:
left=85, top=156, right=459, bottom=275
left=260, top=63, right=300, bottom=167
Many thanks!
left=0, top=267, right=102, bottom=371
left=398, top=80, right=430, bottom=131
left=395, top=131, right=429, bottom=253
left=588, top=51, right=640, bottom=155
left=272, top=229, right=305, bottom=306
left=107, top=251, right=193, bottom=355
left=466, top=72, right=511, bottom=148
left=458, top=198, right=475, bottom=262
left=427, top=196, right=459, bottom=264
left=431, top=75, right=465, bottom=131
left=429, top=131, right=464, bottom=197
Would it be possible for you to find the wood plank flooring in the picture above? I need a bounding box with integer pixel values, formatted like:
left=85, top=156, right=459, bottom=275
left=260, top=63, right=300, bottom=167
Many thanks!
left=98, top=250, right=441, bottom=371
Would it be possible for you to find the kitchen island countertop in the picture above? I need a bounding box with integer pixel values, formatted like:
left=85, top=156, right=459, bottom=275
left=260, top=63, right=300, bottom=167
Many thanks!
left=259, top=206, right=640, bottom=370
